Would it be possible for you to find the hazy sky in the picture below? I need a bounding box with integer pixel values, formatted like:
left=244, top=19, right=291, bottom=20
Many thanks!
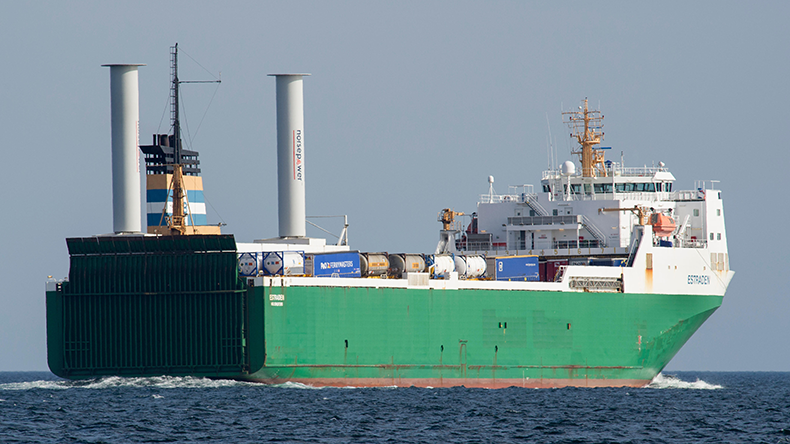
left=1, top=1, right=787, bottom=372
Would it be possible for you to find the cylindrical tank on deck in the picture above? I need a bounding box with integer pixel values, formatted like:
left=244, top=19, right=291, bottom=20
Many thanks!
left=388, top=254, right=426, bottom=278
left=454, top=255, right=486, bottom=279
left=360, top=253, right=389, bottom=277
left=432, top=254, right=455, bottom=279
left=263, top=251, right=305, bottom=276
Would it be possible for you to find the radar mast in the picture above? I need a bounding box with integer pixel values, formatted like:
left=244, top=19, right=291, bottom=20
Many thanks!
left=563, top=99, right=606, bottom=178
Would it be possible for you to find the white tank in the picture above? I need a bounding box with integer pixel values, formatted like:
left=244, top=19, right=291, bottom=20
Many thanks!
left=454, top=255, right=467, bottom=277
left=453, top=255, right=486, bottom=279
left=388, top=254, right=426, bottom=278
left=561, top=160, right=576, bottom=176
left=432, top=254, right=455, bottom=278
left=361, top=253, right=389, bottom=277
left=263, top=252, right=304, bottom=276
left=238, top=252, right=261, bottom=277
left=464, top=255, right=487, bottom=279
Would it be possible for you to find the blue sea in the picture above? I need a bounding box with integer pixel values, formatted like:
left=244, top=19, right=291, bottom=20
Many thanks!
left=1, top=372, right=788, bottom=443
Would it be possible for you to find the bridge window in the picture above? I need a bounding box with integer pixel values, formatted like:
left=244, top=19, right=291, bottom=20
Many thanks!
left=615, top=183, right=625, bottom=192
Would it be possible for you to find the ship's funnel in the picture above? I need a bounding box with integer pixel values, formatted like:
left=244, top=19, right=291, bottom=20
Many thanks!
left=269, top=74, right=310, bottom=238
left=102, top=64, right=145, bottom=234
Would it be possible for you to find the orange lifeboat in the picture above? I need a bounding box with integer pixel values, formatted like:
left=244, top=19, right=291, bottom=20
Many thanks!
left=650, top=213, right=676, bottom=237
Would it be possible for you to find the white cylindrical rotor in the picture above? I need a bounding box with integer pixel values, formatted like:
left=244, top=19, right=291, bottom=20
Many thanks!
left=269, top=73, right=310, bottom=238
left=103, top=64, right=144, bottom=234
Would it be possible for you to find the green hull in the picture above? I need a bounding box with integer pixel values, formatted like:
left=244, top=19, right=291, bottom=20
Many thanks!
left=46, top=236, right=722, bottom=388
left=243, top=284, right=721, bottom=388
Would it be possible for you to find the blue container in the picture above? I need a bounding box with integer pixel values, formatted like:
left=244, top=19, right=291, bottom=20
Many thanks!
left=309, top=252, right=361, bottom=278
left=589, top=258, right=627, bottom=267
left=491, top=256, right=539, bottom=281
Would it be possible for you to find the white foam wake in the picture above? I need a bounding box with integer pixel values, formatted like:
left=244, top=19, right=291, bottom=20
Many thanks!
left=0, top=375, right=257, bottom=391
left=645, top=372, right=723, bottom=390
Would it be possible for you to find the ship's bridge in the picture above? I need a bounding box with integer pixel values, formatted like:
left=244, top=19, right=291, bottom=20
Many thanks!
left=540, top=162, right=676, bottom=203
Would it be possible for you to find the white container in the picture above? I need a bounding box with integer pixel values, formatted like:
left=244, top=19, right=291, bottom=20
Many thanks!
left=238, top=252, right=261, bottom=277
left=388, top=254, right=426, bottom=278
left=432, top=254, right=455, bottom=279
left=361, top=253, right=389, bottom=277
left=453, top=255, right=486, bottom=279
left=263, top=252, right=304, bottom=276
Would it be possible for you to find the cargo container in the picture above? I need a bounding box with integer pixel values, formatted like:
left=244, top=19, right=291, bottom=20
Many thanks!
left=238, top=252, right=261, bottom=277
left=388, top=254, right=426, bottom=278
left=431, top=254, right=455, bottom=279
left=263, top=252, right=305, bottom=276
left=453, top=255, right=486, bottom=279
left=360, top=253, right=389, bottom=277
left=590, top=258, right=626, bottom=267
left=542, top=259, right=568, bottom=282
left=306, top=252, right=361, bottom=278
left=486, top=255, right=539, bottom=281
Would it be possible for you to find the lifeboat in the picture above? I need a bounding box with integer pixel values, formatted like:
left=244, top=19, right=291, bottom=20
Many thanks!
left=651, top=213, right=676, bottom=237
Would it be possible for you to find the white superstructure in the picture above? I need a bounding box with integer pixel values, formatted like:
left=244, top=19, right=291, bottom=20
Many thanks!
left=446, top=99, right=733, bottom=296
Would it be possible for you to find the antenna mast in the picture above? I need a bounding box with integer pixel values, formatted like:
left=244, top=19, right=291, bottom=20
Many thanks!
left=165, top=43, right=221, bottom=235
left=563, top=98, right=606, bottom=178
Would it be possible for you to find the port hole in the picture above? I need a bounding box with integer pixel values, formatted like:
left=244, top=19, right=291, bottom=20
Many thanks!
left=567, top=323, right=572, bottom=330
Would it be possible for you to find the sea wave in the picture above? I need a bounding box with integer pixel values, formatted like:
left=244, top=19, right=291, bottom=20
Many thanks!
left=645, top=372, right=723, bottom=390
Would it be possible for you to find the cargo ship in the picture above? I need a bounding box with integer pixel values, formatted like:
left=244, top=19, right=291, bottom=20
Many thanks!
left=45, top=47, right=733, bottom=388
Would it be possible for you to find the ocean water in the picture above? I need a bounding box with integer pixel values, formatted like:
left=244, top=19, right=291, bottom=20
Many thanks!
left=1, top=372, right=788, bottom=443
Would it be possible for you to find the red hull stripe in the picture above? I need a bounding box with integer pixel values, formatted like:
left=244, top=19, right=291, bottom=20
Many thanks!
left=242, top=377, right=650, bottom=389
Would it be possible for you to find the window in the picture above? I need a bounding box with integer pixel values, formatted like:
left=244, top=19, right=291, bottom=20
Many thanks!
left=710, top=233, right=714, bottom=241
left=646, top=183, right=655, bottom=192
left=529, top=210, right=536, bottom=216
left=571, top=184, right=581, bottom=194
left=615, top=183, right=626, bottom=192
left=717, top=233, right=721, bottom=240
left=717, top=209, right=721, bottom=216
left=594, top=184, right=604, bottom=193
left=553, top=209, right=559, bottom=216
left=543, top=184, right=550, bottom=192
left=693, top=209, right=699, bottom=217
